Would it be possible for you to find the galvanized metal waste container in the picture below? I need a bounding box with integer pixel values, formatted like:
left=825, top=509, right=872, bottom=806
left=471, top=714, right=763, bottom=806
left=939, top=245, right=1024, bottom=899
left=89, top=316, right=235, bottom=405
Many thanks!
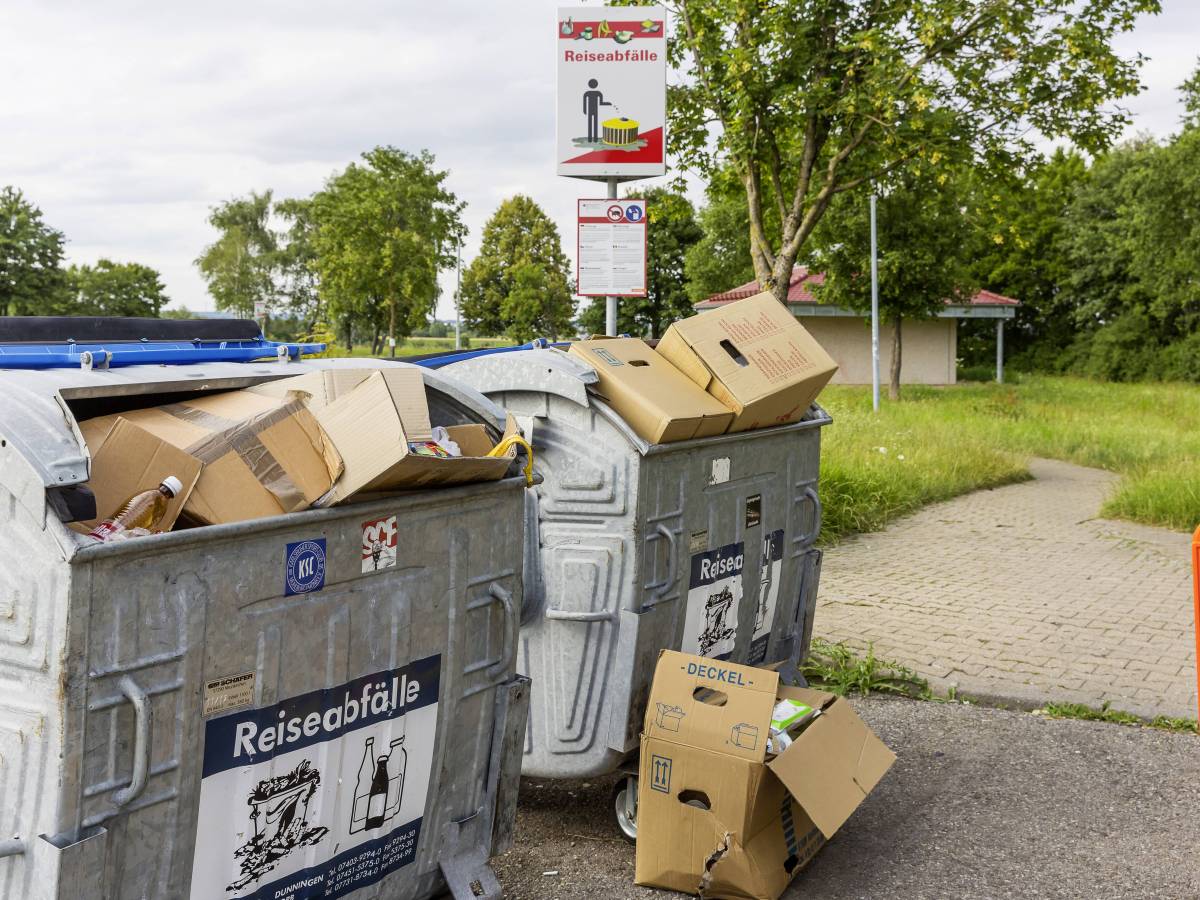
left=0, top=321, right=529, bottom=900
left=441, top=349, right=830, bottom=793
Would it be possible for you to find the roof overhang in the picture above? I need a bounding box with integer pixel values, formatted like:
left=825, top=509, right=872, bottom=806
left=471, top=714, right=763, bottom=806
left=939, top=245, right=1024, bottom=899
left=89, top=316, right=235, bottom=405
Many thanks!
left=695, top=301, right=1016, bottom=320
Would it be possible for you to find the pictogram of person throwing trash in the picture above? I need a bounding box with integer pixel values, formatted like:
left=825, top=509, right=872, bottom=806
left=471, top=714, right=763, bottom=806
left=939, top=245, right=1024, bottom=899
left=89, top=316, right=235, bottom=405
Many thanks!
left=582, top=78, right=613, bottom=143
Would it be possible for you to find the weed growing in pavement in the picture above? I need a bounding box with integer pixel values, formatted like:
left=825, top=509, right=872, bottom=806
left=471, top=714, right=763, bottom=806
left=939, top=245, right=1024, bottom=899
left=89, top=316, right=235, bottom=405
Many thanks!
left=799, top=638, right=933, bottom=699
left=1037, top=701, right=1198, bottom=734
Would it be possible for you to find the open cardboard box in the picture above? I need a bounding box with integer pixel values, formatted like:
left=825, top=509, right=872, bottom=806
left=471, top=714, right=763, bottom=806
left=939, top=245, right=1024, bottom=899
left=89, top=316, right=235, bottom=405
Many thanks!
left=636, top=650, right=895, bottom=899
left=568, top=337, right=733, bottom=443
left=254, top=368, right=520, bottom=505
left=657, top=292, right=839, bottom=433
left=78, top=390, right=342, bottom=526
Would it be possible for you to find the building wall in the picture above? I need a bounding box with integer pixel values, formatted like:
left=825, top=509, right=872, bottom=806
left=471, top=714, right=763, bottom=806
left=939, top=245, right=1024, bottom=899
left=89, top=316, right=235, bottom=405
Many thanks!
left=797, top=315, right=957, bottom=386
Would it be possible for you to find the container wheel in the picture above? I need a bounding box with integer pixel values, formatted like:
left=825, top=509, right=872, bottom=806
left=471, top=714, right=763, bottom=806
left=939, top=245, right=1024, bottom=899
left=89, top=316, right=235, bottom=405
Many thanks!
left=611, top=773, right=638, bottom=843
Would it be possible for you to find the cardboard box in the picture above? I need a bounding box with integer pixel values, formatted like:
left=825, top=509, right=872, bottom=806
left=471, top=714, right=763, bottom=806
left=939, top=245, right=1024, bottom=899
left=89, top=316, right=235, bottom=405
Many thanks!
left=568, top=338, right=734, bottom=443
left=635, top=651, right=894, bottom=899
left=78, top=391, right=342, bottom=526
left=657, top=293, right=839, bottom=433
left=258, top=368, right=519, bottom=504
left=71, top=417, right=203, bottom=535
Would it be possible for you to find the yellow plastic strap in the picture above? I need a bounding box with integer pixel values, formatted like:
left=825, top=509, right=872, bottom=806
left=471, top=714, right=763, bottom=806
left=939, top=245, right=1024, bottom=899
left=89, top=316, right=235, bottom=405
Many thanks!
left=486, top=434, right=534, bottom=486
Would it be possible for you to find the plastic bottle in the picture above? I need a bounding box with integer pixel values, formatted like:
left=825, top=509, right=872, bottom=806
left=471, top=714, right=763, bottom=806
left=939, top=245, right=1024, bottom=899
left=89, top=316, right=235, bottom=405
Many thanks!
left=87, top=476, right=182, bottom=542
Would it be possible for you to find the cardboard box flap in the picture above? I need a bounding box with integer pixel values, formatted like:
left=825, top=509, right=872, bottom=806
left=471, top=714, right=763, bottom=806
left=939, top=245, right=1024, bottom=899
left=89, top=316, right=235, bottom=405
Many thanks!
left=766, top=697, right=896, bottom=838
left=654, top=327, right=715, bottom=392
left=72, top=417, right=202, bottom=534
left=645, top=651, right=780, bottom=763
left=253, top=368, right=432, bottom=442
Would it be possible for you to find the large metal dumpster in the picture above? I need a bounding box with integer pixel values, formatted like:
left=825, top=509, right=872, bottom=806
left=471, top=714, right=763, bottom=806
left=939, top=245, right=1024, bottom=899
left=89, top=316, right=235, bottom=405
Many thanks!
left=0, top=322, right=529, bottom=900
left=442, top=348, right=830, bottom=832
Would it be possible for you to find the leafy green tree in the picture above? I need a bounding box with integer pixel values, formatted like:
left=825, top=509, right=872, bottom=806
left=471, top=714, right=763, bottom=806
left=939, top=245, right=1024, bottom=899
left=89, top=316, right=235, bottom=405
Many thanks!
left=651, top=0, right=1153, bottom=304
left=274, top=197, right=322, bottom=328
left=0, top=186, right=66, bottom=315
left=684, top=193, right=756, bottom=303
left=580, top=187, right=704, bottom=336
left=57, top=260, right=169, bottom=317
left=195, top=190, right=278, bottom=318
left=810, top=169, right=978, bottom=398
left=308, top=147, right=463, bottom=352
left=1180, top=58, right=1200, bottom=131
left=460, top=195, right=573, bottom=341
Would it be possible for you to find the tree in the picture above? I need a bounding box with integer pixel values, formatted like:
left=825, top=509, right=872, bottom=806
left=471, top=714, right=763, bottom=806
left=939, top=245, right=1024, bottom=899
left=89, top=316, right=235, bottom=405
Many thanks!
left=1180, top=58, right=1200, bottom=131
left=274, top=197, right=322, bottom=329
left=0, top=186, right=66, bottom=315
left=58, top=260, right=170, bottom=317
left=460, top=195, right=574, bottom=341
left=195, top=191, right=278, bottom=318
left=684, top=192, right=756, bottom=303
left=309, top=147, right=463, bottom=353
left=655, top=0, right=1154, bottom=305
left=580, top=187, right=704, bottom=336
left=810, top=169, right=978, bottom=398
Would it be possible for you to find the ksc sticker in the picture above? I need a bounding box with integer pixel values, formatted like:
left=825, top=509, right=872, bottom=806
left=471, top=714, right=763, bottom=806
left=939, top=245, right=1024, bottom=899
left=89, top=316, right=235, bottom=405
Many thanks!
left=285, top=538, right=327, bottom=596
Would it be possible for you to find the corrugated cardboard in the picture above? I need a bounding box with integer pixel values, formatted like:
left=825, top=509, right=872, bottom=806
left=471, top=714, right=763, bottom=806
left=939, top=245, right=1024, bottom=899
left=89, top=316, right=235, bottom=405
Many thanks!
left=568, top=338, right=733, bottom=443
left=635, top=650, right=894, bottom=899
left=657, top=293, right=839, bottom=433
left=306, top=369, right=519, bottom=505
left=70, top=417, right=202, bottom=535
left=78, top=391, right=342, bottom=526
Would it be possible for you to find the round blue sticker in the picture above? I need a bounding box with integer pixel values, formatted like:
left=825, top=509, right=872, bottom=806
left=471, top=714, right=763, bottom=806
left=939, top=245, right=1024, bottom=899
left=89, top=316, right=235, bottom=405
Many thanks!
left=625, top=204, right=644, bottom=222
left=285, top=538, right=326, bottom=596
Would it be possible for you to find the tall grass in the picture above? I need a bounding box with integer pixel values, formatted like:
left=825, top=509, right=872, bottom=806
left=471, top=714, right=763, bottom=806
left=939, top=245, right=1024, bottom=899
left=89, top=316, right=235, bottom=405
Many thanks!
left=818, top=376, right=1200, bottom=541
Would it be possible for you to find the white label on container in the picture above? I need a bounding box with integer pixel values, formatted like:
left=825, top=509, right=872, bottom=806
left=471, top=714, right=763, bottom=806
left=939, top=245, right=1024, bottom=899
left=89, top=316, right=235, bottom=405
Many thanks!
left=748, top=529, right=785, bottom=665
left=189, top=656, right=441, bottom=900
left=362, top=515, right=398, bottom=574
left=681, top=541, right=744, bottom=661
left=709, top=457, right=731, bottom=485
left=203, top=672, right=256, bottom=718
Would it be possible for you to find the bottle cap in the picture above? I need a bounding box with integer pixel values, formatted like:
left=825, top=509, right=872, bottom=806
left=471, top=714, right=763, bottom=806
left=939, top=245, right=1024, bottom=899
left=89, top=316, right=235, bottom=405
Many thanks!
left=160, top=475, right=184, bottom=497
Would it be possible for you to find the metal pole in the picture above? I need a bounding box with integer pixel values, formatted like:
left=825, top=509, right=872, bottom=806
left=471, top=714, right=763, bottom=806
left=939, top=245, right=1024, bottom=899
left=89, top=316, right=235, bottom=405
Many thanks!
left=870, top=193, right=880, bottom=412
left=996, top=319, right=1004, bottom=384
left=605, top=176, right=619, bottom=336
left=455, top=237, right=462, bottom=350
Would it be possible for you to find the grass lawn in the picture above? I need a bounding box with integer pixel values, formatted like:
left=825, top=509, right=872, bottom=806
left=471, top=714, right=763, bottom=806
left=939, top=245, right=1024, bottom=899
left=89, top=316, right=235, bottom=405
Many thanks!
left=817, top=375, right=1200, bottom=542
left=318, top=335, right=510, bottom=358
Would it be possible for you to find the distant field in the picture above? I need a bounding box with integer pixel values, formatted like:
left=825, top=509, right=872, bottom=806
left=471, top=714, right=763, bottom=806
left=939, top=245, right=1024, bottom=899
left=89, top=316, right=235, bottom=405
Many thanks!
left=318, top=335, right=510, bottom=358
left=817, top=376, right=1200, bottom=542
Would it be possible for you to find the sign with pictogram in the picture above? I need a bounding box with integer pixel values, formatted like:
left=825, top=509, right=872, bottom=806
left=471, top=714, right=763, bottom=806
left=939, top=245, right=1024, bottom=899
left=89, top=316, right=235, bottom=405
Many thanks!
left=556, top=6, right=667, bottom=179
left=577, top=198, right=648, bottom=297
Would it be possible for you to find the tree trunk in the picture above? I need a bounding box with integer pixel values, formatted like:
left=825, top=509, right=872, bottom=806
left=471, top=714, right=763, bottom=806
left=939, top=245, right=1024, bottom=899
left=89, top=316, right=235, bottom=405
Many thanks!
left=371, top=328, right=381, bottom=356
left=344, top=321, right=353, bottom=353
left=889, top=315, right=902, bottom=401
left=388, top=298, right=396, bottom=358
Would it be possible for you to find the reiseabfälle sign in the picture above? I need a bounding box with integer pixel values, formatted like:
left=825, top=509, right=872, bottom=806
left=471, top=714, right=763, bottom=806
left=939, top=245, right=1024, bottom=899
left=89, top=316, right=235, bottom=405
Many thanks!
left=556, top=6, right=667, bottom=179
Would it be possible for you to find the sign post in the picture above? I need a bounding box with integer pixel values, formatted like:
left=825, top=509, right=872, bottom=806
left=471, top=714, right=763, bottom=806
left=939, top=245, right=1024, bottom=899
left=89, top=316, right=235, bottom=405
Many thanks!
left=557, top=6, right=666, bottom=334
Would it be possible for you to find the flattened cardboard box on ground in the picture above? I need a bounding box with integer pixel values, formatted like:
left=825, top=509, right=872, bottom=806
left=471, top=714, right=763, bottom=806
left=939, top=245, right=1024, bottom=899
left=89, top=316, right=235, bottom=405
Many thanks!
left=71, top=417, right=202, bottom=535
left=78, top=390, right=342, bottom=526
left=657, top=292, right=839, bottom=433
left=636, top=651, right=894, bottom=900
left=568, top=338, right=733, bottom=443
left=256, top=368, right=518, bottom=504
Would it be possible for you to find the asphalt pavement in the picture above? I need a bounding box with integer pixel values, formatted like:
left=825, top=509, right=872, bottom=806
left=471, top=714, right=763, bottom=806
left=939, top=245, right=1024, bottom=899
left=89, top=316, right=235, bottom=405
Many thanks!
left=492, top=697, right=1200, bottom=899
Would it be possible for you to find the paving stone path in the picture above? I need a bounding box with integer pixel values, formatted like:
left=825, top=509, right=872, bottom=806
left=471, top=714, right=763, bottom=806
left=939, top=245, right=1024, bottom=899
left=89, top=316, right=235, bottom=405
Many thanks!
left=815, top=458, right=1198, bottom=720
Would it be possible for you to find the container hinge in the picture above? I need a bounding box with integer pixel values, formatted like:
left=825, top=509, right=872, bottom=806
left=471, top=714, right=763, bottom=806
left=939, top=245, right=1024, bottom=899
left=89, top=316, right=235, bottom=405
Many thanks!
left=80, top=349, right=110, bottom=371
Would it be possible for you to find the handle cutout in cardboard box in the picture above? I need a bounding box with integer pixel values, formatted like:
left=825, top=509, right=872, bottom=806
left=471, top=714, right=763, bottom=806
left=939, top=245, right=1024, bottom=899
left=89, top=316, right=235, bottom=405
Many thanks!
left=720, top=339, right=748, bottom=367
left=678, top=789, right=712, bottom=811
left=693, top=686, right=728, bottom=706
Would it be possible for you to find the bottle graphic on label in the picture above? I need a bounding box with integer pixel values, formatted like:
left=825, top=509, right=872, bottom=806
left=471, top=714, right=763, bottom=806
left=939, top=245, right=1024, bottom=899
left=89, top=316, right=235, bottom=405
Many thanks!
left=366, top=756, right=389, bottom=828
left=350, top=736, right=375, bottom=834
left=384, top=737, right=406, bottom=819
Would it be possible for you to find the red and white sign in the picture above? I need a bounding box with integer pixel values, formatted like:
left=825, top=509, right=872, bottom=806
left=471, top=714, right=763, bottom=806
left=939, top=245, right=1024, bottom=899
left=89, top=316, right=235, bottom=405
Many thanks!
left=361, top=515, right=397, bottom=573
left=578, top=199, right=648, bottom=297
left=556, top=6, right=666, bottom=179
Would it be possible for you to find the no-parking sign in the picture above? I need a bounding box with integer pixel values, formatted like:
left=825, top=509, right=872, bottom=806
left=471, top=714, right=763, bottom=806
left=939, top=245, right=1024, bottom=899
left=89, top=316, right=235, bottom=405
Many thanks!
left=578, top=199, right=648, bottom=297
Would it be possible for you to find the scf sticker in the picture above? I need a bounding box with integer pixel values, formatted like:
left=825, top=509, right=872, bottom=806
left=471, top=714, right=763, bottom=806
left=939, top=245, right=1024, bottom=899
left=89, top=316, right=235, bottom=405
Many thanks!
left=362, top=515, right=398, bottom=573
left=285, top=538, right=326, bottom=596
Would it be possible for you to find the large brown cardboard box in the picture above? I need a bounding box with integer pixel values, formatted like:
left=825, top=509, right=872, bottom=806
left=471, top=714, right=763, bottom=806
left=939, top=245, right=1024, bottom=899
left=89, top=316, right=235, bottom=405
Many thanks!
left=568, top=338, right=734, bottom=443
left=257, top=368, right=520, bottom=504
left=78, top=391, right=342, bottom=526
left=657, top=293, right=839, bottom=433
left=70, top=417, right=203, bottom=535
left=635, top=651, right=894, bottom=899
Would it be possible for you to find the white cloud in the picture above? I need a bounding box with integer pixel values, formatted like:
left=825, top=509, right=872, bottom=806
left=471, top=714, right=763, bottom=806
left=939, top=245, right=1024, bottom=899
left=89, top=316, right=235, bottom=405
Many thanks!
left=1, top=0, right=1194, bottom=320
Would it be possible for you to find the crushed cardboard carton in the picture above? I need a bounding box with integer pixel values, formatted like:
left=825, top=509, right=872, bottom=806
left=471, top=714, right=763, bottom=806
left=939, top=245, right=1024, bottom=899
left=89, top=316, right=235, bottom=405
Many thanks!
left=568, top=338, right=734, bottom=443
left=635, top=650, right=894, bottom=900
left=253, top=367, right=519, bottom=504
left=657, top=292, right=839, bottom=433
left=70, top=417, right=202, bottom=535
left=79, top=390, right=342, bottom=526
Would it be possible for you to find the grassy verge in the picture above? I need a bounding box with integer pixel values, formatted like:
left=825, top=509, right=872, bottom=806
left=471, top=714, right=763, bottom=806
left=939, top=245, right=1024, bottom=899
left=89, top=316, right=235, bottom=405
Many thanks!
left=817, top=375, right=1200, bottom=542
left=1036, top=702, right=1198, bottom=735
left=318, top=336, right=510, bottom=358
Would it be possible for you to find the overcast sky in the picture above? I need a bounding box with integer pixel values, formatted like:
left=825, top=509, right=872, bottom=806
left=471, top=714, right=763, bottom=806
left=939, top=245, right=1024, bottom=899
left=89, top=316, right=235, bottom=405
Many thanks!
left=3, top=1, right=1197, bottom=319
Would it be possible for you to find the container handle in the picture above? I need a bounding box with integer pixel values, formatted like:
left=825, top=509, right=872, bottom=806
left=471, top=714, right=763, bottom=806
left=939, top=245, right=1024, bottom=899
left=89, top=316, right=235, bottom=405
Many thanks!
left=486, top=582, right=517, bottom=681
left=795, top=485, right=822, bottom=548
left=651, top=523, right=678, bottom=602
left=112, top=675, right=152, bottom=807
